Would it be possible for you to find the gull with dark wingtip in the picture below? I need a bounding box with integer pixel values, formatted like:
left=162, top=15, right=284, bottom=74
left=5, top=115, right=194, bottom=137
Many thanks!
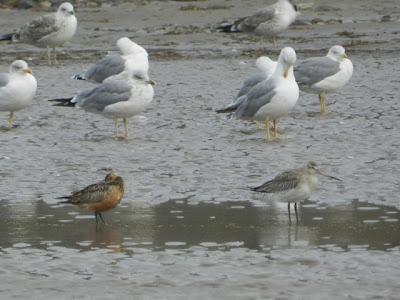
left=58, top=172, right=124, bottom=226
left=251, top=161, right=341, bottom=222
left=294, top=45, right=353, bottom=114
left=49, top=66, right=155, bottom=140
left=216, top=0, right=298, bottom=43
left=0, top=2, right=77, bottom=64
left=216, top=47, right=299, bottom=142
left=72, top=37, right=149, bottom=84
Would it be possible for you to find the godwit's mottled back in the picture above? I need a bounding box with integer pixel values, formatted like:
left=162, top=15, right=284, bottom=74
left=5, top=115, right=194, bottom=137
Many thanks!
left=58, top=172, right=124, bottom=226
left=251, top=161, right=341, bottom=221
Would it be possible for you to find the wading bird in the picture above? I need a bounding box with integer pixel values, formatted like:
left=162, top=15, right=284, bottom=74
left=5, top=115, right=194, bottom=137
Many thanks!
left=58, top=172, right=124, bottom=226
left=251, top=161, right=341, bottom=222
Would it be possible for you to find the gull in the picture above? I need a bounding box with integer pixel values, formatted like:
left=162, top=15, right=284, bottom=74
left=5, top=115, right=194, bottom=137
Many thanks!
left=58, top=172, right=124, bottom=227
left=0, top=60, right=37, bottom=128
left=72, top=37, right=149, bottom=84
left=216, top=0, right=298, bottom=42
left=0, top=2, right=77, bottom=64
left=216, top=47, right=299, bottom=142
left=294, top=45, right=353, bottom=114
left=216, top=55, right=277, bottom=130
left=256, top=56, right=278, bottom=76
left=251, top=161, right=342, bottom=222
left=49, top=67, right=155, bottom=140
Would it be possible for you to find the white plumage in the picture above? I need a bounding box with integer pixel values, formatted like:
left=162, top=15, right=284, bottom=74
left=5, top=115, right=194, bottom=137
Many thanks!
left=0, top=60, right=37, bottom=128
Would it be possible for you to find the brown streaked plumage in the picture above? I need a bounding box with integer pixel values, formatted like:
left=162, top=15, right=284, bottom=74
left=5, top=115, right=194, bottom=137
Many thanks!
left=58, top=172, right=124, bottom=225
left=251, top=161, right=341, bottom=222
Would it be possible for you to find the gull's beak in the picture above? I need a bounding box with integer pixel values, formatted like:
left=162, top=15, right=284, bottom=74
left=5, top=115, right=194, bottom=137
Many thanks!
left=316, top=169, right=342, bottom=181
left=147, top=79, right=156, bottom=86
left=23, top=68, right=33, bottom=75
left=342, top=53, right=348, bottom=59
left=283, top=68, right=288, bottom=78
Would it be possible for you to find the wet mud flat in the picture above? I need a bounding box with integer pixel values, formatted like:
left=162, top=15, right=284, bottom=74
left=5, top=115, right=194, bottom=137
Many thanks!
left=0, top=0, right=400, bottom=299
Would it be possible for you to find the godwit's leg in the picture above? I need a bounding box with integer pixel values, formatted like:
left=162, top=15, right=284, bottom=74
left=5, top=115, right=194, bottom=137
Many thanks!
left=288, top=202, right=291, bottom=223
left=294, top=202, right=299, bottom=223
left=99, top=213, right=107, bottom=225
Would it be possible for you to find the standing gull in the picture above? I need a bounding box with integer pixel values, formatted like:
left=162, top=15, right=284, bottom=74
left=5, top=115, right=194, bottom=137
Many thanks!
left=233, top=55, right=277, bottom=109
left=294, top=45, right=353, bottom=114
left=58, top=172, right=124, bottom=226
left=216, top=55, right=277, bottom=129
left=0, top=2, right=77, bottom=64
left=256, top=56, right=278, bottom=76
left=72, top=37, right=149, bottom=84
left=216, top=47, right=299, bottom=142
left=217, top=0, right=298, bottom=41
left=49, top=67, right=155, bottom=140
left=251, top=161, right=341, bottom=222
left=0, top=60, right=37, bottom=128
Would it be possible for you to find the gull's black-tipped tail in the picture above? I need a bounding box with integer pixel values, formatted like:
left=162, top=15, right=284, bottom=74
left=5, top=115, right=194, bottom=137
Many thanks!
left=0, top=33, right=14, bottom=41
left=216, top=22, right=240, bottom=33
left=48, top=97, right=75, bottom=107
left=215, top=106, right=237, bottom=114
left=72, top=73, right=86, bottom=81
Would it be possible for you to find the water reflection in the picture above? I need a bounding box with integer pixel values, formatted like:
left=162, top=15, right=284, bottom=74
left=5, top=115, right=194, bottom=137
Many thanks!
left=0, top=199, right=399, bottom=252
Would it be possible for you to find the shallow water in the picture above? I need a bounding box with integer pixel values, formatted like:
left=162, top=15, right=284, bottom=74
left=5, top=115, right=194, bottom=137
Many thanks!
left=1, top=0, right=400, bottom=299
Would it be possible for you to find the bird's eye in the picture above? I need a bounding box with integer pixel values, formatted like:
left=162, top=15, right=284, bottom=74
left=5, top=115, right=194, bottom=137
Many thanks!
left=134, top=74, right=144, bottom=80
left=61, top=7, right=66, bottom=11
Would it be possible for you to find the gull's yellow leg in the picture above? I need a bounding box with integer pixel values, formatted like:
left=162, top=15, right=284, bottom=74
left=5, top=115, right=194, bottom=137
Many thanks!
left=319, top=93, right=327, bottom=114
left=52, top=46, right=58, bottom=65
left=47, top=46, right=52, bottom=65
left=123, top=118, right=128, bottom=140
left=114, top=118, right=119, bottom=139
left=273, top=119, right=279, bottom=138
left=264, top=118, right=270, bottom=142
left=8, top=112, right=14, bottom=128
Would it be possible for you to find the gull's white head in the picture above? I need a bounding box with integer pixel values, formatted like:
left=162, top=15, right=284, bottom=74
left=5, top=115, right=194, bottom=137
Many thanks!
left=131, top=68, right=155, bottom=86
left=277, top=47, right=296, bottom=78
left=10, top=60, right=32, bottom=75
left=58, top=2, right=75, bottom=16
left=255, top=56, right=277, bottom=74
left=327, top=45, right=347, bottom=61
left=117, top=37, right=148, bottom=56
left=279, top=0, right=299, bottom=11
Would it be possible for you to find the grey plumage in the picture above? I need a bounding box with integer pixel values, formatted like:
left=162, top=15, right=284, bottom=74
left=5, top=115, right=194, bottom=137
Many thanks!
left=234, top=79, right=277, bottom=119
left=237, top=7, right=275, bottom=32
left=216, top=0, right=298, bottom=35
left=74, top=55, right=126, bottom=83
left=0, top=74, right=10, bottom=88
left=73, top=79, right=132, bottom=113
left=294, top=57, right=340, bottom=87
left=237, top=73, right=268, bottom=98
left=16, top=14, right=59, bottom=47
left=251, top=171, right=300, bottom=193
